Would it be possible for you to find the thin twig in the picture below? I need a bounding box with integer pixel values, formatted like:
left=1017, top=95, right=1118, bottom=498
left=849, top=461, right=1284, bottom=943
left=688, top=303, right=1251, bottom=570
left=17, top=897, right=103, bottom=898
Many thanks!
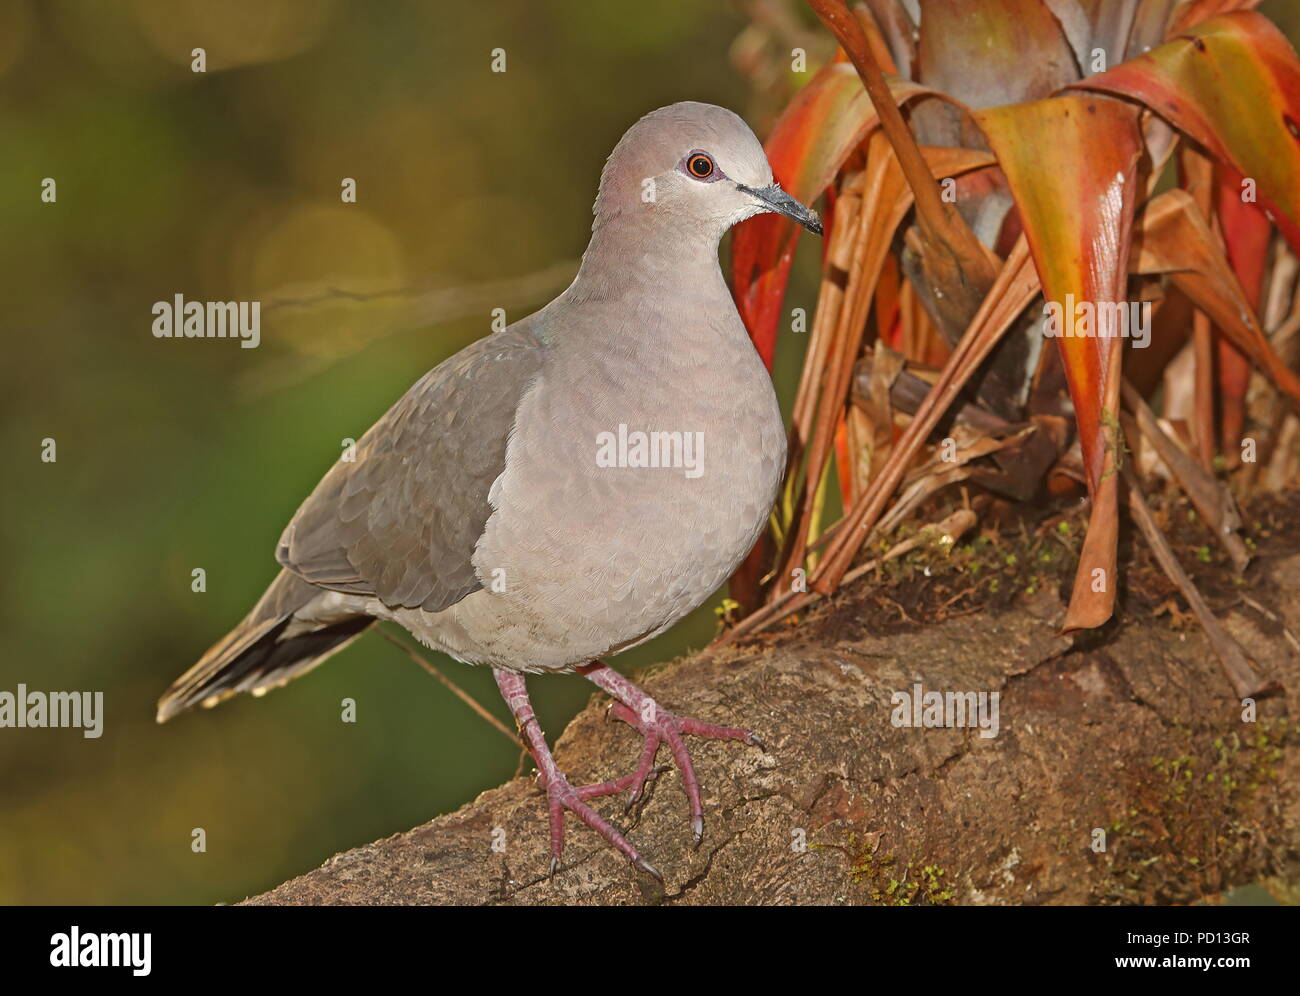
left=377, top=627, right=520, bottom=746
left=261, top=261, right=578, bottom=320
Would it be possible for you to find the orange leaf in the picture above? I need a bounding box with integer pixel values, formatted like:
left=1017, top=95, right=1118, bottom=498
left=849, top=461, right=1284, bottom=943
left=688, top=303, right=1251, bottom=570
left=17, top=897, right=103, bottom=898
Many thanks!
left=974, top=94, right=1143, bottom=633
left=974, top=95, right=1145, bottom=490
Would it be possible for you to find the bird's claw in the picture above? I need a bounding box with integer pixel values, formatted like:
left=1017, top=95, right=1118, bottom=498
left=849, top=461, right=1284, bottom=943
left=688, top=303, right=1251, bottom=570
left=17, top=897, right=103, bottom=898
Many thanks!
left=634, top=857, right=662, bottom=882
left=602, top=698, right=764, bottom=850
left=540, top=771, right=651, bottom=880
left=624, top=764, right=671, bottom=812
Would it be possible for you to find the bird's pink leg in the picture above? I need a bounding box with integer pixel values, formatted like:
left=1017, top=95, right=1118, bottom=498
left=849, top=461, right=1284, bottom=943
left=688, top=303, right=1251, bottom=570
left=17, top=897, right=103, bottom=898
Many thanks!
left=494, top=668, right=659, bottom=879
left=577, top=661, right=765, bottom=847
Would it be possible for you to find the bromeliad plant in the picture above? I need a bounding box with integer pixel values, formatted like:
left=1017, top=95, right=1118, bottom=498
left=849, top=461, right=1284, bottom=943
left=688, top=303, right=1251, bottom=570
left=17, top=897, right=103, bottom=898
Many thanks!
left=726, top=0, right=1300, bottom=697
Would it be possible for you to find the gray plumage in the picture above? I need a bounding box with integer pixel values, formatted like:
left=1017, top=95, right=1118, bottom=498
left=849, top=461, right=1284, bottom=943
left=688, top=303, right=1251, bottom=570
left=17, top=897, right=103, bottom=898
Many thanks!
left=277, top=324, right=545, bottom=612
left=158, top=101, right=820, bottom=723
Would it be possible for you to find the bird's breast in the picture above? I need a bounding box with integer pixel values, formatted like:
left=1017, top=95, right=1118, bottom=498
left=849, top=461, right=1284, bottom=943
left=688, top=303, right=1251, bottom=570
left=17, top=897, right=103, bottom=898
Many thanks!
left=455, top=303, right=785, bottom=666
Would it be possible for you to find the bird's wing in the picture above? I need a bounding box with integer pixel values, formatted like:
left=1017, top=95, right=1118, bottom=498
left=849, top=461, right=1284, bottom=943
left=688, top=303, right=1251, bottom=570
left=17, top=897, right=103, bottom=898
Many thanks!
left=276, top=324, right=546, bottom=612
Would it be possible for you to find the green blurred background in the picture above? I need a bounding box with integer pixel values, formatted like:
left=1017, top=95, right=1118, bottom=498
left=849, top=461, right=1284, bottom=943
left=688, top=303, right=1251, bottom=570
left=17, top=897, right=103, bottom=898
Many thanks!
left=5, top=0, right=1299, bottom=906
left=0, top=0, right=833, bottom=905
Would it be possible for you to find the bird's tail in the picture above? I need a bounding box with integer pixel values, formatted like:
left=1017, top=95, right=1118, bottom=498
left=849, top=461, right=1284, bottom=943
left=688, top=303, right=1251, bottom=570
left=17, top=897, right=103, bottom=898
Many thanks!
left=156, top=569, right=372, bottom=723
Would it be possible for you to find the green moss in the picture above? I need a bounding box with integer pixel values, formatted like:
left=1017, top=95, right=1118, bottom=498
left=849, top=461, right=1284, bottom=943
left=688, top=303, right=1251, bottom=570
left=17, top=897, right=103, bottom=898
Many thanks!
left=847, top=846, right=956, bottom=905
left=1100, top=718, right=1292, bottom=902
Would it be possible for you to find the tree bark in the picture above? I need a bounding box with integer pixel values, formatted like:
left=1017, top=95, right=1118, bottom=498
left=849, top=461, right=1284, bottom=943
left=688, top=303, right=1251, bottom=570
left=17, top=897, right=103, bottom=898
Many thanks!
left=244, top=553, right=1300, bottom=906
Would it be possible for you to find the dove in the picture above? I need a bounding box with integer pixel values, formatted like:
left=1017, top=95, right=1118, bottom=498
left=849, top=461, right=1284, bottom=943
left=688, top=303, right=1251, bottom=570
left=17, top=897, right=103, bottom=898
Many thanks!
left=158, top=101, right=822, bottom=878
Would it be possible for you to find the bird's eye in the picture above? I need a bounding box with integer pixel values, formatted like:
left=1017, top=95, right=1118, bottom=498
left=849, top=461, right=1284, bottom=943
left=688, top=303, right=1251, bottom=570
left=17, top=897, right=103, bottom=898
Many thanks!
left=687, top=154, right=715, bottom=179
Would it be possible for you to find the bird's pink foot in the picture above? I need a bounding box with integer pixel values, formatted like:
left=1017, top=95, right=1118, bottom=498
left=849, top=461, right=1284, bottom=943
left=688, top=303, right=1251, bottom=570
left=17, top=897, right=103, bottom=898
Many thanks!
left=495, top=668, right=661, bottom=879
left=536, top=766, right=661, bottom=880
left=579, top=662, right=765, bottom=847
left=571, top=758, right=671, bottom=809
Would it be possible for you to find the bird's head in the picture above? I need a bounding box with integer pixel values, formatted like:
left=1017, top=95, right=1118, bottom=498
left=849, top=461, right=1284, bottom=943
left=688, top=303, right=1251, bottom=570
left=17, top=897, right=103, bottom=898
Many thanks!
left=591, top=101, right=823, bottom=247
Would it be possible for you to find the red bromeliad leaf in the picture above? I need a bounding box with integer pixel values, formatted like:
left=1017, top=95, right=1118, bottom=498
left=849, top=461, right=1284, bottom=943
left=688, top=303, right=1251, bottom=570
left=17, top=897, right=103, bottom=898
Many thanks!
left=1215, top=166, right=1271, bottom=309
left=1077, top=11, right=1300, bottom=251
left=1167, top=0, right=1263, bottom=36
left=973, top=94, right=1145, bottom=489
left=1214, top=163, right=1272, bottom=450
left=730, top=63, right=935, bottom=369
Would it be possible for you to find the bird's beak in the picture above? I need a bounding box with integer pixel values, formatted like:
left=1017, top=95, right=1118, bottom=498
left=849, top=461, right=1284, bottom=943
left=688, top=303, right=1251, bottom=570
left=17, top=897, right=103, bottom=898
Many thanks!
left=740, top=183, right=823, bottom=236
